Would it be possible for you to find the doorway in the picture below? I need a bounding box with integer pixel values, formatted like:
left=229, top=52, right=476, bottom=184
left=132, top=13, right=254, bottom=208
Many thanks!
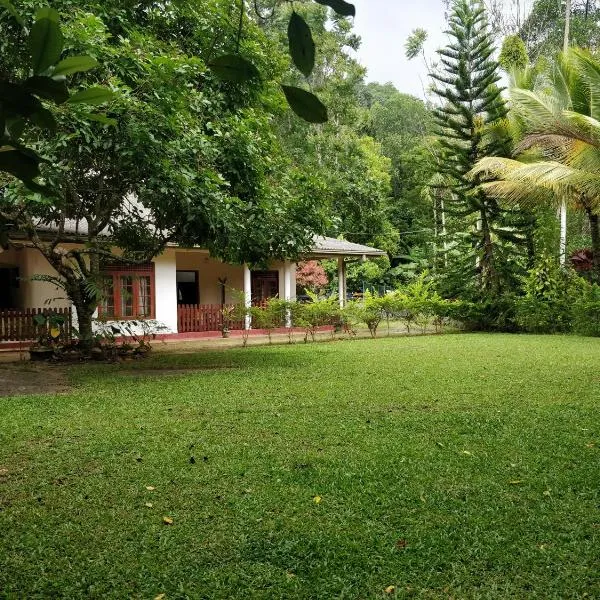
left=176, top=270, right=199, bottom=305
left=251, top=270, right=279, bottom=303
left=0, top=267, right=19, bottom=309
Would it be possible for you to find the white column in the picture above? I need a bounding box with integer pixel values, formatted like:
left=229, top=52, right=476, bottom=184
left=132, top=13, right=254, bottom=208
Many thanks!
left=560, top=201, right=567, bottom=265
left=284, top=260, right=292, bottom=327
left=284, top=261, right=292, bottom=301
left=337, top=257, right=346, bottom=308
left=154, top=251, right=178, bottom=333
left=243, top=263, right=252, bottom=329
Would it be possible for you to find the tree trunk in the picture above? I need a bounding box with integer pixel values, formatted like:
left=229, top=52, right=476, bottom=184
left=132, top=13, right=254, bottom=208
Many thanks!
left=587, top=209, right=600, bottom=284
left=477, top=203, right=496, bottom=293
left=67, top=281, right=96, bottom=351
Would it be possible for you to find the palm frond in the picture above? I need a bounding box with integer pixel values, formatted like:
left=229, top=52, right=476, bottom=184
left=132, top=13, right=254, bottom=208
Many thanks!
left=569, top=48, right=600, bottom=121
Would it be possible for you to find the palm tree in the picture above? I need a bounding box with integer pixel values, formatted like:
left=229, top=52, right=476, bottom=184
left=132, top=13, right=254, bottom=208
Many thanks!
left=470, top=48, right=600, bottom=283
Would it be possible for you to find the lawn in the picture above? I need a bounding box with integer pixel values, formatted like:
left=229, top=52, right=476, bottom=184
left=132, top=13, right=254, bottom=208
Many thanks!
left=1, top=333, right=599, bottom=599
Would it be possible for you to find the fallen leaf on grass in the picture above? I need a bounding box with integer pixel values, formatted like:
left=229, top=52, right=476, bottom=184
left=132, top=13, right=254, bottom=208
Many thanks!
left=154, top=594, right=166, bottom=600
left=462, top=450, right=472, bottom=456
left=585, top=441, right=597, bottom=448
left=543, top=490, right=551, bottom=497
left=146, top=486, right=156, bottom=491
left=163, top=516, right=174, bottom=525
left=508, top=480, right=523, bottom=485
left=145, top=502, right=153, bottom=508
left=395, top=539, right=408, bottom=549
left=313, top=495, right=322, bottom=504
left=384, top=585, right=395, bottom=594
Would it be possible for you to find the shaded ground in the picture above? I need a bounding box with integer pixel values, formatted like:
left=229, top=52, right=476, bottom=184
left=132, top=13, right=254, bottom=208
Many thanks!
left=0, top=363, right=70, bottom=397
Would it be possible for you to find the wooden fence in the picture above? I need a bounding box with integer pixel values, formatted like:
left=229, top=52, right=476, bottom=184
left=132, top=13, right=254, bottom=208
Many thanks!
left=0, top=307, right=73, bottom=342
left=177, top=304, right=244, bottom=333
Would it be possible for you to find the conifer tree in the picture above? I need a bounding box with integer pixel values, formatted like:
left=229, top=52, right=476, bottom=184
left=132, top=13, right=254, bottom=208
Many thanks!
left=432, top=0, right=520, bottom=295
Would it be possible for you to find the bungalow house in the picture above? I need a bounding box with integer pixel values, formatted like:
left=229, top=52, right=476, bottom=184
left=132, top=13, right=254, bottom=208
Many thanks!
left=0, top=232, right=385, bottom=341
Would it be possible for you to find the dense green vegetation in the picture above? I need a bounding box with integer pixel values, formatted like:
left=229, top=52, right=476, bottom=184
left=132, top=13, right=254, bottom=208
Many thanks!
left=1, top=334, right=599, bottom=598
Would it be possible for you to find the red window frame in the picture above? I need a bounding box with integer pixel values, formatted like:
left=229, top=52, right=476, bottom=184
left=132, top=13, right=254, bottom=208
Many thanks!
left=98, top=264, right=155, bottom=320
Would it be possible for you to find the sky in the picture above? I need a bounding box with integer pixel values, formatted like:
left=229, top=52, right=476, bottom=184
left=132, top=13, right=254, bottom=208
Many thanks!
left=350, top=0, right=450, bottom=98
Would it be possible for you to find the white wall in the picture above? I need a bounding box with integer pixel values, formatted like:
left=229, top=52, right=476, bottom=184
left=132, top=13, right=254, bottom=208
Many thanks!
left=153, top=250, right=178, bottom=333
left=176, top=251, right=245, bottom=305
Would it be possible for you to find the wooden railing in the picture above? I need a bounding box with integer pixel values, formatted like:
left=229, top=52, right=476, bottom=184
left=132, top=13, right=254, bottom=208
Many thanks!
left=177, top=304, right=244, bottom=333
left=0, top=307, right=73, bottom=342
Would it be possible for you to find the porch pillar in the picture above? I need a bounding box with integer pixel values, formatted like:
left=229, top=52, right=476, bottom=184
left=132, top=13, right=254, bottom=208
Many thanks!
left=284, top=260, right=292, bottom=327
left=337, top=257, right=346, bottom=308
left=243, top=263, right=252, bottom=329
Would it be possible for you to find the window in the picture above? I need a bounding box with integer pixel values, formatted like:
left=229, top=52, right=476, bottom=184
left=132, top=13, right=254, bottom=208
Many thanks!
left=99, top=264, right=155, bottom=319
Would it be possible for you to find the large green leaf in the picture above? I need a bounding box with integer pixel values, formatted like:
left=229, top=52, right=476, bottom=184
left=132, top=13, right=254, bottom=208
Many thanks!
left=5, top=117, right=25, bottom=140
left=281, top=85, right=328, bottom=123
left=24, top=76, right=69, bottom=104
left=288, top=12, right=315, bottom=78
left=29, top=107, right=56, bottom=131
left=0, top=146, right=41, bottom=182
left=67, top=87, right=113, bottom=105
left=29, top=9, right=63, bottom=74
left=0, top=0, right=24, bottom=26
left=53, top=55, right=98, bottom=77
left=85, top=113, right=117, bottom=126
left=313, top=0, right=355, bottom=17
left=35, top=7, right=59, bottom=22
left=0, top=82, right=43, bottom=117
left=209, top=54, right=259, bottom=83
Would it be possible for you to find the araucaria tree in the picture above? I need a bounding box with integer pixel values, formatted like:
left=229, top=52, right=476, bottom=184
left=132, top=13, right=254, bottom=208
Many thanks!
left=432, top=0, right=520, bottom=294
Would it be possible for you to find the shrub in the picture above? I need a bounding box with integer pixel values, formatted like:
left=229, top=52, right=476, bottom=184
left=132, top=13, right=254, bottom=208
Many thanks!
left=572, top=281, right=600, bottom=337
left=396, top=273, right=452, bottom=333
left=514, top=256, right=576, bottom=334
left=250, top=298, right=288, bottom=344
left=345, top=292, right=385, bottom=338
left=452, top=295, right=519, bottom=332
left=293, top=292, right=339, bottom=342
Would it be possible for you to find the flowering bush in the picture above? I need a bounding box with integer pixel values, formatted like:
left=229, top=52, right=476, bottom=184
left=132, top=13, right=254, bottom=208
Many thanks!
left=296, top=261, right=328, bottom=293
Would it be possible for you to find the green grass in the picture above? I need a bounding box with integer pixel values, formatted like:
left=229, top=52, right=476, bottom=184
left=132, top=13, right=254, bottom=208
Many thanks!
left=1, top=333, right=599, bottom=599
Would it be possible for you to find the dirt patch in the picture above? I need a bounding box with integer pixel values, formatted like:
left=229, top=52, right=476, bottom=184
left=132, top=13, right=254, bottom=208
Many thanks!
left=0, top=364, right=71, bottom=397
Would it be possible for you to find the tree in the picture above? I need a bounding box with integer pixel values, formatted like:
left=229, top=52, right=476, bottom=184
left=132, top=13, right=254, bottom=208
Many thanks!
left=296, top=261, right=328, bottom=292
left=470, top=48, right=600, bottom=283
left=365, top=86, right=435, bottom=259
left=519, top=0, right=600, bottom=62
left=0, top=0, right=358, bottom=196
left=263, top=2, right=398, bottom=255
left=499, top=35, right=529, bottom=72
left=0, top=6, right=112, bottom=195
left=431, top=0, right=521, bottom=294
left=0, top=0, right=330, bottom=346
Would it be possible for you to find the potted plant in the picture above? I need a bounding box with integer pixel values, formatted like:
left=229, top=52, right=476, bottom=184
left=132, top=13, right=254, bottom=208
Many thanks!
left=29, top=313, right=65, bottom=360
left=220, top=305, right=234, bottom=338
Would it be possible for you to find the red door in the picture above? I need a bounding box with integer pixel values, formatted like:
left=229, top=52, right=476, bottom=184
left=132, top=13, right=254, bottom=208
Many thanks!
left=251, top=271, right=279, bottom=303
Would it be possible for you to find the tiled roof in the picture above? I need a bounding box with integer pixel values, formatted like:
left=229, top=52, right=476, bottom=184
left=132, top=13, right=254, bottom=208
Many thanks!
left=18, top=224, right=386, bottom=258
left=306, top=236, right=386, bottom=257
